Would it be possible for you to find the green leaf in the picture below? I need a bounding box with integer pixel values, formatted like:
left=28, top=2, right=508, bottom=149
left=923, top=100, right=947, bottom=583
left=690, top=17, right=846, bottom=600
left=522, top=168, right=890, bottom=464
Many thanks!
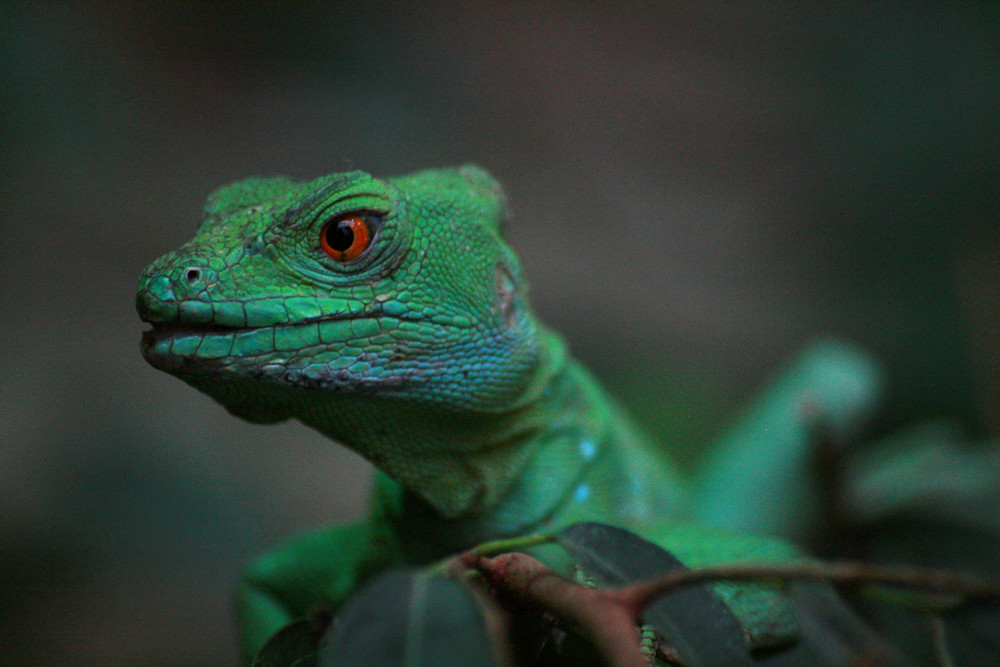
left=318, top=568, right=501, bottom=667
left=845, top=421, right=1000, bottom=528
left=558, top=522, right=755, bottom=666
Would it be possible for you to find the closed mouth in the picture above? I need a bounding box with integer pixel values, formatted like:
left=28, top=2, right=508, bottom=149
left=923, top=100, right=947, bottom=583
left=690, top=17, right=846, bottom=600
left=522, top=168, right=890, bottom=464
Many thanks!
left=139, top=320, right=250, bottom=368
left=142, top=319, right=243, bottom=340
left=139, top=311, right=390, bottom=370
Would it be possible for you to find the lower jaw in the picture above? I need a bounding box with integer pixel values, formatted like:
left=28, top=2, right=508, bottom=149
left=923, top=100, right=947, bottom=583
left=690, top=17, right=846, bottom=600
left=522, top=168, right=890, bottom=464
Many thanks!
left=139, top=329, right=320, bottom=386
left=140, top=329, right=233, bottom=373
left=139, top=325, right=393, bottom=392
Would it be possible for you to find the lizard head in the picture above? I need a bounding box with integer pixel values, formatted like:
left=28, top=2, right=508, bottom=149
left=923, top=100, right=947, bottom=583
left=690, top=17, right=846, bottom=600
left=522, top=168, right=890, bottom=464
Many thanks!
left=137, top=166, right=561, bottom=515
left=137, top=165, right=544, bottom=415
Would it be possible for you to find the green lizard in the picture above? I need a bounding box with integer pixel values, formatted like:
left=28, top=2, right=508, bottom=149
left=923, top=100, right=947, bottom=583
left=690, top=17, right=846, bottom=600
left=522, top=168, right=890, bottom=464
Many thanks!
left=136, top=166, right=885, bottom=664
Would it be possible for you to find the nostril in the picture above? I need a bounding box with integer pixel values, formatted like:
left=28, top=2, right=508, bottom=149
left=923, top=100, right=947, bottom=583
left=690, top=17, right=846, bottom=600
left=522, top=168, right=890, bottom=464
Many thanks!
left=184, top=267, right=202, bottom=285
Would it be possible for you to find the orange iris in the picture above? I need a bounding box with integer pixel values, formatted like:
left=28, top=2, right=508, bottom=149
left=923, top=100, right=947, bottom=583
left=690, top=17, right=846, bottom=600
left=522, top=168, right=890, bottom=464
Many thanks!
left=320, top=215, right=372, bottom=262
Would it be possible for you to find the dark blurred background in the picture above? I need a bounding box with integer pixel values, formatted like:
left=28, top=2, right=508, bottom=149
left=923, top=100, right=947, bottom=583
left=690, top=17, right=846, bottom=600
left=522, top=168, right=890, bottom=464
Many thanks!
left=2, top=3, right=997, bottom=664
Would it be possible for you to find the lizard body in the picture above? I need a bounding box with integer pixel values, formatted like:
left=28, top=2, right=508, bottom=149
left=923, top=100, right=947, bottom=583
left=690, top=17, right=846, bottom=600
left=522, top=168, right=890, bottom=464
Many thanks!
left=137, top=166, right=880, bottom=663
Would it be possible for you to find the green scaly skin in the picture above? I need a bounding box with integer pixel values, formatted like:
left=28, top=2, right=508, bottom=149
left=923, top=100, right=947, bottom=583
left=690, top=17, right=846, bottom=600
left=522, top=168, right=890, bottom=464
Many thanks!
left=136, top=166, right=853, bottom=661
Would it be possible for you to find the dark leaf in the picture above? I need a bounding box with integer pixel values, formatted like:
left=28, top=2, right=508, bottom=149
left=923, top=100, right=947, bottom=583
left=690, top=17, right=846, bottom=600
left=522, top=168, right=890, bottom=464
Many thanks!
left=318, top=568, right=502, bottom=666
left=558, top=523, right=903, bottom=666
left=251, top=609, right=331, bottom=667
left=557, top=522, right=754, bottom=666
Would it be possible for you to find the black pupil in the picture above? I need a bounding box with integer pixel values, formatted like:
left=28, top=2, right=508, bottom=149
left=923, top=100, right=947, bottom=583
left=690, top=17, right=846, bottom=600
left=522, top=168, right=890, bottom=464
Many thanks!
left=326, top=220, right=356, bottom=252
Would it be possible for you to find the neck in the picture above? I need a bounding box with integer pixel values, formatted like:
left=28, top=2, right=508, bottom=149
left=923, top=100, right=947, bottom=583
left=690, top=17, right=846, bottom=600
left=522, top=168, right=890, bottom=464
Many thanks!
left=365, top=332, right=690, bottom=553
left=302, top=330, right=584, bottom=515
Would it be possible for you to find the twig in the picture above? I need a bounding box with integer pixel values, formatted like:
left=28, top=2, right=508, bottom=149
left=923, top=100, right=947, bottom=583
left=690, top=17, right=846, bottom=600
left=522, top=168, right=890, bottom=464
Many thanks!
left=624, top=561, right=1000, bottom=613
left=427, top=532, right=554, bottom=577
left=454, top=549, right=1000, bottom=667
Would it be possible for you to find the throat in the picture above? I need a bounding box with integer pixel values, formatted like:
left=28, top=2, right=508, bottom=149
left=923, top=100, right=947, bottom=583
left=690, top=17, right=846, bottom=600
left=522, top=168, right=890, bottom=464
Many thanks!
left=372, top=355, right=618, bottom=550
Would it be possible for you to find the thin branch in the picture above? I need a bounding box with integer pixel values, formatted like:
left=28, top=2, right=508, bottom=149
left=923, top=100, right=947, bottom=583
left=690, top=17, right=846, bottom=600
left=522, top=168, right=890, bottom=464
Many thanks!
left=450, top=545, right=1000, bottom=667
left=427, top=532, right=554, bottom=577
left=426, top=475, right=998, bottom=663
left=623, top=561, right=1000, bottom=613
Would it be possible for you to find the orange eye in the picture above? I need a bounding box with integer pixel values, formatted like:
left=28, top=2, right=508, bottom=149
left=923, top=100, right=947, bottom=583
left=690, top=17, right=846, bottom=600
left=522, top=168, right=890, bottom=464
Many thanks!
left=320, top=215, right=372, bottom=262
